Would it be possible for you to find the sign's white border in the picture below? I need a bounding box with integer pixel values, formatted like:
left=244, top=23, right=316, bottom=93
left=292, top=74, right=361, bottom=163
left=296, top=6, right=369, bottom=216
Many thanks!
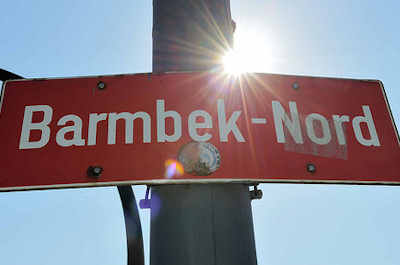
left=2, top=178, right=400, bottom=192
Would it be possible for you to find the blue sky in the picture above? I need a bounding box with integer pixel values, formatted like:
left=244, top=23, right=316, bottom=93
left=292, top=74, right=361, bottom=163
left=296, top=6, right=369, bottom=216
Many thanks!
left=1, top=1, right=400, bottom=265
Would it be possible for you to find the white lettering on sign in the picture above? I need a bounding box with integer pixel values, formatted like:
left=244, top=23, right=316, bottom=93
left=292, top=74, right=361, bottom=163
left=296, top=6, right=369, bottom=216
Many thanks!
left=88, top=113, right=107, bottom=146
left=352, top=106, right=381, bottom=147
left=108, top=112, right=151, bottom=144
left=217, top=99, right=245, bottom=142
left=157, top=99, right=182, bottom=143
left=272, top=101, right=304, bottom=144
left=188, top=110, right=213, bottom=142
left=18, top=100, right=381, bottom=150
left=20, top=105, right=53, bottom=149
left=272, top=101, right=381, bottom=147
left=332, top=115, right=350, bottom=145
left=305, top=113, right=331, bottom=145
left=56, top=114, right=85, bottom=147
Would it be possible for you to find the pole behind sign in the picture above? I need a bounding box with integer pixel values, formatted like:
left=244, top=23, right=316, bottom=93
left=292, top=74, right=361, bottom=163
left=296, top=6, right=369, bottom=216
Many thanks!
left=150, top=1, right=258, bottom=265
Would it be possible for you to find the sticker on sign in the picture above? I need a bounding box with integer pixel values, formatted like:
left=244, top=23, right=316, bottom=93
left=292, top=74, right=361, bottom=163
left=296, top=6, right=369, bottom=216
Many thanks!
left=0, top=72, right=399, bottom=191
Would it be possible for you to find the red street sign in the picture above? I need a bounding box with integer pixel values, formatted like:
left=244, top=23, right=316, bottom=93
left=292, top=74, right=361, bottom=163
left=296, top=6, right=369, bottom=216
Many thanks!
left=0, top=72, right=399, bottom=191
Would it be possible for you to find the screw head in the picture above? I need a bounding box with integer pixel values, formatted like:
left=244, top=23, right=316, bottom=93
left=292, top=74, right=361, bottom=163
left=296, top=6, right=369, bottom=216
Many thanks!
left=87, top=166, right=103, bottom=178
left=292, top=82, right=299, bottom=90
left=97, top=81, right=106, bottom=90
left=306, top=163, right=316, bottom=173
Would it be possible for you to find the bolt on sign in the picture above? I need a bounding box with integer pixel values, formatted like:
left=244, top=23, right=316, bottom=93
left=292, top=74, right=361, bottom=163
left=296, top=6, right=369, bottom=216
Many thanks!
left=0, top=72, right=399, bottom=191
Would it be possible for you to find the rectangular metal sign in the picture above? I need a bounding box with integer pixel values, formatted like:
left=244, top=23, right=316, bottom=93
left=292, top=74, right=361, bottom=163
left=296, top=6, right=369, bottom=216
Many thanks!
left=0, top=72, right=399, bottom=191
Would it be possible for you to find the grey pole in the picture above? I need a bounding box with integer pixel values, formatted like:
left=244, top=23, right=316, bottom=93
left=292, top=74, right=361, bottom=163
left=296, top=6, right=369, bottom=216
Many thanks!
left=150, top=1, right=257, bottom=265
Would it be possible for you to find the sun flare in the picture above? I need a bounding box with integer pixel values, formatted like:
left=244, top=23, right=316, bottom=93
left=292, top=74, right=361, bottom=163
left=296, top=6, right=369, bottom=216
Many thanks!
left=222, top=28, right=281, bottom=75
left=223, top=49, right=247, bottom=75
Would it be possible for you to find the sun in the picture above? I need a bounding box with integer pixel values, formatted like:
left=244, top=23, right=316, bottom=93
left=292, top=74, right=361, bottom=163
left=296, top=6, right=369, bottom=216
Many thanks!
left=222, top=28, right=281, bottom=75
left=222, top=49, right=247, bottom=75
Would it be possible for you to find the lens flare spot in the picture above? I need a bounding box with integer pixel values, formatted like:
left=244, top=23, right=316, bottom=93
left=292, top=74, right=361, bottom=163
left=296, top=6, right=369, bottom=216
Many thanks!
left=164, top=159, right=184, bottom=178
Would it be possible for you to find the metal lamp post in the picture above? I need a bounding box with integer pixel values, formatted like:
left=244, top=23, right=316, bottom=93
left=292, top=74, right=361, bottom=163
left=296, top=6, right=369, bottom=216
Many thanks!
left=150, top=1, right=257, bottom=264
